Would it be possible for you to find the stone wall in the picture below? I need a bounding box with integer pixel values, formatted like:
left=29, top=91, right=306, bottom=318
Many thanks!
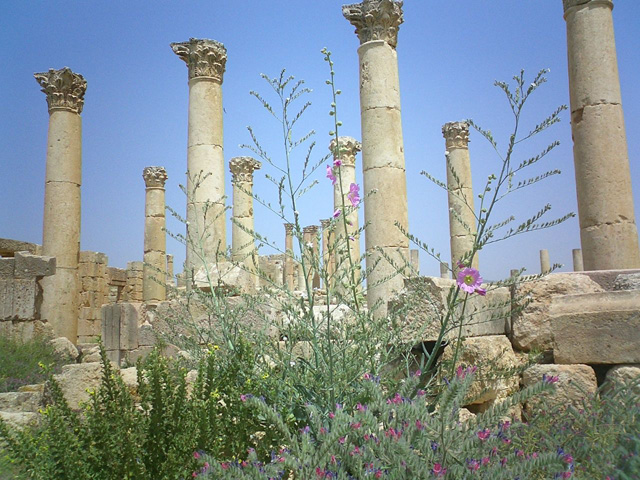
left=77, top=251, right=109, bottom=343
left=0, top=251, right=55, bottom=341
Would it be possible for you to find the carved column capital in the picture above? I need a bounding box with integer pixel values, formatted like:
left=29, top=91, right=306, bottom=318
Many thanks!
left=143, top=167, right=168, bottom=188
left=284, top=223, right=294, bottom=235
left=34, top=67, right=87, bottom=114
left=442, top=121, right=470, bottom=149
left=342, top=0, right=404, bottom=48
left=330, top=136, right=362, bottom=166
left=303, top=225, right=319, bottom=235
left=320, top=219, right=332, bottom=229
left=229, top=156, right=261, bottom=183
left=563, top=0, right=613, bottom=13
left=170, top=38, right=228, bottom=82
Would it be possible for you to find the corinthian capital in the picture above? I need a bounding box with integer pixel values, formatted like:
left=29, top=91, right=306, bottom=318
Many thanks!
left=34, top=67, right=87, bottom=114
left=143, top=166, right=168, bottom=188
left=170, top=38, right=227, bottom=82
left=330, top=136, right=362, bottom=166
left=562, top=0, right=613, bottom=13
left=442, top=122, right=470, bottom=149
left=230, top=157, right=261, bottom=183
left=342, top=0, right=404, bottom=48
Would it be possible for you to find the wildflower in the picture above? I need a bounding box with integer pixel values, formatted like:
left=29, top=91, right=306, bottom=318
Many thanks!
left=351, top=422, right=361, bottom=430
left=326, top=165, right=337, bottom=185
left=417, top=389, right=426, bottom=397
left=347, top=183, right=361, bottom=207
left=333, top=159, right=342, bottom=168
left=240, top=394, right=253, bottom=402
left=481, top=457, right=490, bottom=466
left=467, top=459, right=480, bottom=471
left=333, top=209, right=341, bottom=219
left=193, top=451, right=200, bottom=459
left=432, top=463, right=446, bottom=476
left=543, top=374, right=560, bottom=384
left=477, top=428, right=491, bottom=441
left=329, top=412, right=335, bottom=419
left=456, top=365, right=478, bottom=379
left=414, top=369, right=422, bottom=377
left=457, top=267, right=485, bottom=295
left=356, top=403, right=367, bottom=412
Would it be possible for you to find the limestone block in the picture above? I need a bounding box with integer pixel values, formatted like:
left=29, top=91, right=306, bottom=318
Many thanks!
left=138, top=323, right=156, bottom=346
left=124, top=346, right=154, bottom=365
left=79, top=251, right=108, bottom=265
left=441, top=335, right=520, bottom=405
left=604, top=364, right=640, bottom=395
left=0, top=411, right=39, bottom=429
left=0, top=238, right=40, bottom=257
left=511, top=273, right=604, bottom=352
left=52, top=362, right=103, bottom=410
left=0, top=390, right=43, bottom=413
left=13, top=251, right=56, bottom=278
left=101, top=304, right=120, bottom=352
left=613, top=273, right=640, bottom=291
left=77, top=318, right=101, bottom=339
left=49, top=336, right=79, bottom=362
left=193, top=261, right=256, bottom=294
left=120, top=303, right=143, bottom=351
left=0, top=279, right=13, bottom=319
left=12, top=278, right=37, bottom=320
left=389, top=277, right=509, bottom=343
left=551, top=291, right=640, bottom=364
left=0, top=258, right=15, bottom=277
left=521, top=364, right=597, bottom=412
left=120, top=367, right=138, bottom=391
left=108, top=267, right=127, bottom=285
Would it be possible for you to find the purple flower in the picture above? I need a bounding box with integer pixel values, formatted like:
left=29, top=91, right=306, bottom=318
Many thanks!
left=347, top=183, right=361, bottom=207
left=326, top=165, right=337, bottom=185
left=543, top=374, right=560, bottom=384
left=457, top=267, right=485, bottom=295
left=333, top=209, right=341, bottom=219
left=333, top=159, right=342, bottom=168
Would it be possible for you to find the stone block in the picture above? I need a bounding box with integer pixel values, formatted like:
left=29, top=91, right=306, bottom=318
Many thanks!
left=512, top=273, right=604, bottom=352
left=0, top=279, right=13, bottom=319
left=138, top=323, right=156, bottom=346
left=108, top=267, right=127, bottom=285
left=13, top=251, right=56, bottom=278
left=125, top=346, right=154, bottom=365
left=441, top=335, right=520, bottom=405
left=0, top=411, right=39, bottom=429
left=52, top=362, right=103, bottom=410
left=120, top=303, right=143, bottom=351
left=79, top=251, right=108, bottom=264
left=613, top=273, right=640, bottom=291
left=0, top=238, right=40, bottom=256
left=78, top=318, right=101, bottom=338
left=604, top=364, right=640, bottom=395
left=0, top=258, right=15, bottom=277
left=101, top=304, right=120, bottom=352
left=521, top=364, right=597, bottom=412
left=389, top=277, right=509, bottom=343
left=551, top=291, right=640, bottom=364
left=49, top=336, right=79, bottom=362
left=12, top=279, right=37, bottom=319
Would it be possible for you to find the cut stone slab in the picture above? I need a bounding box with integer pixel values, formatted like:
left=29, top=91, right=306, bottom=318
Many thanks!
left=441, top=335, right=520, bottom=405
left=13, top=251, right=56, bottom=278
left=521, top=364, right=597, bottom=412
left=512, top=273, right=605, bottom=353
left=389, top=277, right=510, bottom=343
left=551, top=290, right=640, bottom=364
left=613, top=273, right=640, bottom=291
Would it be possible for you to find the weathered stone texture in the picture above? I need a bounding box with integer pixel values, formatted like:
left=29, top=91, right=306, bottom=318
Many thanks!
left=521, top=364, right=597, bottom=412
left=551, top=290, right=640, bottom=364
left=511, top=273, right=604, bottom=352
left=612, top=273, right=640, bottom=291
left=605, top=364, right=640, bottom=394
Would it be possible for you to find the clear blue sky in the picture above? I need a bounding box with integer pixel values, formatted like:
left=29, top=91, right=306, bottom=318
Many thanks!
left=1, top=1, right=639, bottom=281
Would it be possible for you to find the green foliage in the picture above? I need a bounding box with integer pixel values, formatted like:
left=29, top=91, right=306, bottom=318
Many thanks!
left=0, top=334, right=67, bottom=393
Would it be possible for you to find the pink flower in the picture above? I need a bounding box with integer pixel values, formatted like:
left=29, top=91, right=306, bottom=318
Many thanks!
left=457, top=267, right=484, bottom=294
left=326, top=165, right=337, bottom=185
left=477, top=428, right=491, bottom=441
left=347, top=183, right=361, bottom=207
left=543, top=374, right=560, bottom=384
left=333, top=159, right=342, bottom=168
left=333, top=209, right=341, bottom=219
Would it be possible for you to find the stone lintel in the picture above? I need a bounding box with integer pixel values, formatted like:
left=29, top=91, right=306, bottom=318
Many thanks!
left=142, top=166, right=168, bottom=188
left=229, top=156, right=261, bottom=183
left=442, top=121, right=470, bottom=149
left=330, top=136, right=361, bottom=165
left=170, top=38, right=227, bottom=82
left=34, top=67, right=87, bottom=114
left=563, top=0, right=613, bottom=14
left=342, top=0, right=404, bottom=48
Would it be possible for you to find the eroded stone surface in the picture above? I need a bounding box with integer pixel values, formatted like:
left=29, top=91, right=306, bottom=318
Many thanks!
left=521, top=364, right=597, bottom=412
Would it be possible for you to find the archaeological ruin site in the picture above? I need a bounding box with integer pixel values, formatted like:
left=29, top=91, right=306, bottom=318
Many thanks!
left=1, top=0, right=639, bottom=429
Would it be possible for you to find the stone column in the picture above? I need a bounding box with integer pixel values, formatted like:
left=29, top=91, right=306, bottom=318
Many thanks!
left=296, top=261, right=305, bottom=291
left=440, top=262, right=450, bottom=279
left=303, top=225, right=320, bottom=289
left=540, top=249, right=551, bottom=274
left=166, top=254, right=175, bottom=290
left=343, top=0, right=409, bottom=317
left=171, top=38, right=228, bottom=278
left=229, top=157, right=261, bottom=274
left=572, top=248, right=584, bottom=272
left=142, top=167, right=168, bottom=303
left=442, top=121, right=478, bottom=273
left=320, top=219, right=334, bottom=290
left=34, top=67, right=87, bottom=343
left=331, top=137, right=362, bottom=291
left=284, top=223, right=296, bottom=290
left=562, top=0, right=640, bottom=269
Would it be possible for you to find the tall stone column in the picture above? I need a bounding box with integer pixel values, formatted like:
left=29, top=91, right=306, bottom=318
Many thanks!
left=284, top=223, right=296, bottom=290
left=34, top=67, right=87, bottom=343
left=142, top=167, right=168, bottom=303
left=540, top=249, right=551, bottom=274
left=171, top=38, right=228, bottom=279
left=166, top=254, right=175, bottom=292
left=331, top=136, right=362, bottom=292
left=229, top=157, right=261, bottom=273
left=320, top=219, right=334, bottom=290
left=303, top=225, right=320, bottom=289
left=572, top=248, right=584, bottom=271
left=343, top=0, right=409, bottom=317
left=562, top=0, right=640, bottom=269
left=442, top=121, right=478, bottom=273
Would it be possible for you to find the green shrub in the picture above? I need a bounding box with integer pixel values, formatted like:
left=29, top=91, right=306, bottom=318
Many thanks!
left=0, top=334, right=67, bottom=393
